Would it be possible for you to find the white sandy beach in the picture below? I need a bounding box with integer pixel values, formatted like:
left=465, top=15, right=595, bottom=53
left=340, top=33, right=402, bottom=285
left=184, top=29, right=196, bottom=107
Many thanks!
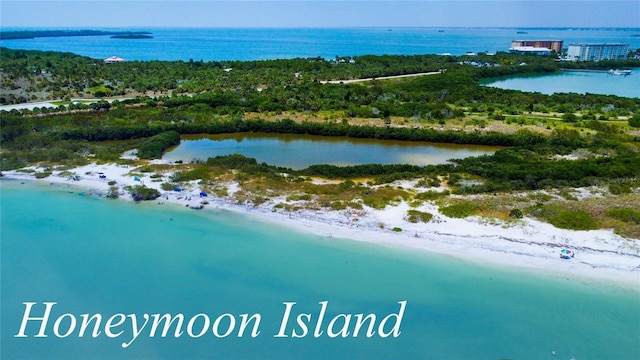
left=3, top=162, right=640, bottom=289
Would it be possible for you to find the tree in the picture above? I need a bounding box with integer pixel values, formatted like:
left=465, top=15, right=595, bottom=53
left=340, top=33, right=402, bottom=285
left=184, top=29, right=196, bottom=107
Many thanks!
left=629, top=114, right=640, bottom=128
left=562, top=112, right=577, bottom=123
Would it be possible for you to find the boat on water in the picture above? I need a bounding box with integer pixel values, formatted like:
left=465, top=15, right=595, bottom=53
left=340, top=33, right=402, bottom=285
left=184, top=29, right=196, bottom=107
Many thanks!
left=560, top=249, right=575, bottom=260
left=608, top=69, right=632, bottom=76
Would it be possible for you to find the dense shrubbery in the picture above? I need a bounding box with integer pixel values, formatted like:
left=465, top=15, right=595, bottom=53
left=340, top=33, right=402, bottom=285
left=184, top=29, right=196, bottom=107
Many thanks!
left=607, top=208, right=640, bottom=224
left=406, top=210, right=433, bottom=223
left=629, top=114, right=640, bottom=128
left=529, top=205, right=598, bottom=230
left=128, top=185, right=161, bottom=201
left=137, top=131, right=180, bottom=159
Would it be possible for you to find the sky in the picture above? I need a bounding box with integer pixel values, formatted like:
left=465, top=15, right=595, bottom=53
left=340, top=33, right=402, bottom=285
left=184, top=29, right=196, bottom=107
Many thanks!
left=1, top=1, right=639, bottom=28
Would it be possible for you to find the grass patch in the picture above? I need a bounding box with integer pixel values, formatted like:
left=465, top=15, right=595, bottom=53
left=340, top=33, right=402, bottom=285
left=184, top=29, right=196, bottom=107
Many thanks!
left=439, top=201, right=481, bottom=218
left=34, top=171, right=52, bottom=179
left=50, top=101, right=72, bottom=106
left=161, top=182, right=175, bottom=191
left=176, top=166, right=212, bottom=181
left=529, top=204, right=598, bottom=230
left=608, top=183, right=632, bottom=195
left=607, top=208, right=640, bottom=224
left=558, top=189, right=578, bottom=201
left=527, top=192, right=553, bottom=202
left=362, top=187, right=409, bottom=210
left=416, top=190, right=449, bottom=201
left=407, top=210, right=433, bottom=223
left=287, top=193, right=312, bottom=201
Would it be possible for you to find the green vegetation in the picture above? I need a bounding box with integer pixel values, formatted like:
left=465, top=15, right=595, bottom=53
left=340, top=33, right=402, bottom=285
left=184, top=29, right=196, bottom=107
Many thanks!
left=106, top=186, right=119, bottom=199
left=508, top=208, right=524, bottom=219
left=128, top=185, right=161, bottom=201
left=607, top=208, right=640, bottom=224
left=1, top=49, right=639, bottom=236
left=528, top=204, right=599, bottom=231
left=629, top=114, right=640, bottom=128
left=137, top=131, right=181, bottom=159
left=439, top=201, right=482, bottom=218
left=34, top=170, right=52, bottom=179
left=406, top=210, right=433, bottom=223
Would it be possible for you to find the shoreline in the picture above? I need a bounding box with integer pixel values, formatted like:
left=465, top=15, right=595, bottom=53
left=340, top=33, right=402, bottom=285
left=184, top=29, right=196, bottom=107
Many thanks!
left=2, top=163, right=639, bottom=289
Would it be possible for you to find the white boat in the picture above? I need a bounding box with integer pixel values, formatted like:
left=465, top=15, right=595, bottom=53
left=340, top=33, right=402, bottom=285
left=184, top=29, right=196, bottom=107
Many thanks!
left=608, top=69, right=632, bottom=76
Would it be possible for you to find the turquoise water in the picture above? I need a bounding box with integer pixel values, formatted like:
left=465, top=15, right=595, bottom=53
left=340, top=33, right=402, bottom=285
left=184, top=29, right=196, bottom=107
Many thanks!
left=482, top=69, right=640, bottom=98
left=2, top=27, right=639, bottom=61
left=162, top=133, right=502, bottom=168
left=2, top=180, right=639, bottom=359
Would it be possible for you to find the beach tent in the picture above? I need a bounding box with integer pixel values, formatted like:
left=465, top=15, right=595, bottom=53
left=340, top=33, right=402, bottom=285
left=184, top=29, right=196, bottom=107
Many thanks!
left=174, top=186, right=182, bottom=192
left=560, top=249, right=574, bottom=259
left=199, top=191, right=208, bottom=197
left=133, top=176, right=141, bottom=181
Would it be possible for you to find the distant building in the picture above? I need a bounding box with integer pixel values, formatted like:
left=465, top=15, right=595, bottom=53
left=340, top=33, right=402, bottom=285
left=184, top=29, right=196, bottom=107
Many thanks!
left=509, top=46, right=551, bottom=56
left=566, top=43, right=629, bottom=61
left=511, top=40, right=563, bottom=53
left=104, top=56, right=125, bottom=64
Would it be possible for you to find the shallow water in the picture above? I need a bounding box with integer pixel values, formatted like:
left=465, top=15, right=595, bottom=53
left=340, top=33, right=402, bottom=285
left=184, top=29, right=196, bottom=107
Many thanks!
left=1, top=180, right=638, bottom=359
left=482, top=69, right=640, bottom=98
left=162, top=133, right=502, bottom=168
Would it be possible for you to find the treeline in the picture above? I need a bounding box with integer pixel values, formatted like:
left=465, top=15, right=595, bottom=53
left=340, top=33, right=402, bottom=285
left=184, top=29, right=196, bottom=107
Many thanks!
left=137, top=131, right=180, bottom=159
left=559, top=59, right=640, bottom=71
left=2, top=114, right=548, bottom=149
left=453, top=148, right=640, bottom=193
left=0, top=47, right=566, bottom=104
left=3, top=48, right=639, bottom=121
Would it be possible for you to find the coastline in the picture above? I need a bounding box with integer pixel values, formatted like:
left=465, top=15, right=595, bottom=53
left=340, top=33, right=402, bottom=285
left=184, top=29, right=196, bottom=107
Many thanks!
left=2, top=162, right=639, bottom=289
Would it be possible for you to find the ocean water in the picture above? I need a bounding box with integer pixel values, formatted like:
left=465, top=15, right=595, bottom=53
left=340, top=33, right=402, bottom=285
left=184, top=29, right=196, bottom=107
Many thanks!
left=2, top=27, right=639, bottom=61
left=2, top=27, right=640, bottom=359
left=2, top=180, right=639, bottom=359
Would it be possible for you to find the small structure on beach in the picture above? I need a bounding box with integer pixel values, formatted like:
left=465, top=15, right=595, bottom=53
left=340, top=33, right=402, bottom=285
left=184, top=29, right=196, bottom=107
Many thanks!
left=560, top=249, right=575, bottom=260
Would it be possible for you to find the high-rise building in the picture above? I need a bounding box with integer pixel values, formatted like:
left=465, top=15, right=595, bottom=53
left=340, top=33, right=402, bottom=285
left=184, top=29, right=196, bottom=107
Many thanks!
left=566, top=43, right=629, bottom=61
left=511, top=40, right=563, bottom=53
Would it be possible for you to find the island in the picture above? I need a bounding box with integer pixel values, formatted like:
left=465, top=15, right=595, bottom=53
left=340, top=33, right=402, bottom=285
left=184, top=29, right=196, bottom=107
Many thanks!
left=110, top=34, right=153, bottom=39
left=0, top=30, right=153, bottom=40
left=1, top=48, right=639, bottom=286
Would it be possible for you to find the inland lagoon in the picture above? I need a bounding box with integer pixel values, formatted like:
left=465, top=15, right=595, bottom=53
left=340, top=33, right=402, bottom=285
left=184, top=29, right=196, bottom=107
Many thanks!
left=161, top=133, right=503, bottom=169
left=2, top=180, right=638, bottom=359
left=481, top=68, right=640, bottom=98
